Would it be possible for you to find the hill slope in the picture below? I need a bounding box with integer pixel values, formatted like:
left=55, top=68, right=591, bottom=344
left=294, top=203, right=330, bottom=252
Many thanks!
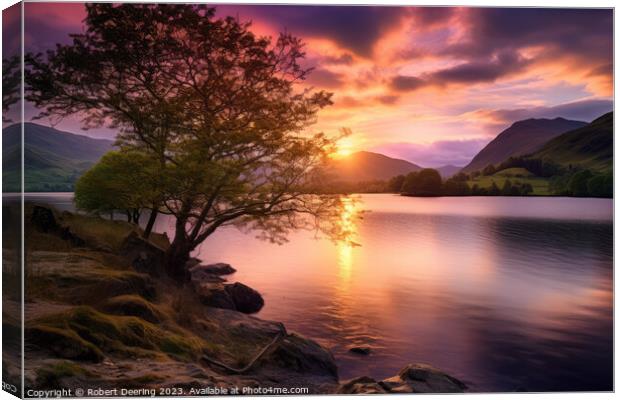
left=3, top=123, right=114, bottom=192
left=530, top=112, right=612, bottom=173
left=436, top=165, right=462, bottom=179
left=327, top=151, right=421, bottom=182
left=462, top=117, right=587, bottom=173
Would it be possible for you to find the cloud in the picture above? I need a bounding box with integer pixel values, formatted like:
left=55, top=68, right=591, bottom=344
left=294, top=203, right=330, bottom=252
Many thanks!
left=389, top=75, right=428, bottom=92
left=469, top=99, right=613, bottom=127
left=372, top=138, right=489, bottom=167
left=448, top=8, right=612, bottom=64
left=221, top=5, right=407, bottom=57
left=305, top=69, right=345, bottom=88
left=430, top=50, right=529, bottom=84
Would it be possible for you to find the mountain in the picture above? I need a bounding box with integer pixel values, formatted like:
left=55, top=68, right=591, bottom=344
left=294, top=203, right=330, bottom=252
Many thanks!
left=436, top=165, right=462, bottom=179
left=461, top=117, right=587, bottom=173
left=327, top=151, right=421, bottom=182
left=3, top=123, right=114, bottom=192
left=530, top=112, right=612, bottom=173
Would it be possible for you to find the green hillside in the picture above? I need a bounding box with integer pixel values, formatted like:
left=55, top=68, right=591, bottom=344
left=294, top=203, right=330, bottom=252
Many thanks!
left=531, top=112, right=612, bottom=173
left=3, top=123, right=114, bottom=192
left=461, top=117, right=587, bottom=173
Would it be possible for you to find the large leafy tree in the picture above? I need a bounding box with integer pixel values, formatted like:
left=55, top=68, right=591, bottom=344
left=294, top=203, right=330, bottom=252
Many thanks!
left=27, top=4, right=343, bottom=279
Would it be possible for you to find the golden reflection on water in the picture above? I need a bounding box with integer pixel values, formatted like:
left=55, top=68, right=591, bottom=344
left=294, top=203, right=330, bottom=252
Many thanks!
left=336, top=197, right=359, bottom=284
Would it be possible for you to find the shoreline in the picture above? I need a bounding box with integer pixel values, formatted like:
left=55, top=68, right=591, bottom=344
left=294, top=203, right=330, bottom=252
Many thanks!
left=13, top=204, right=467, bottom=394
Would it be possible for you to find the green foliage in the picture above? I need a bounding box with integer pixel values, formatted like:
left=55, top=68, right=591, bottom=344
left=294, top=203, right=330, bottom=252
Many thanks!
left=587, top=173, right=613, bottom=198
left=402, top=169, right=442, bottom=195
left=75, top=150, right=160, bottom=221
left=386, top=175, right=406, bottom=193
left=482, top=164, right=496, bottom=176
left=568, top=170, right=594, bottom=197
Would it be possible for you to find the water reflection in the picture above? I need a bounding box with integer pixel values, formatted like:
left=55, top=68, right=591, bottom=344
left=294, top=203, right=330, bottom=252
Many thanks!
left=29, top=193, right=613, bottom=392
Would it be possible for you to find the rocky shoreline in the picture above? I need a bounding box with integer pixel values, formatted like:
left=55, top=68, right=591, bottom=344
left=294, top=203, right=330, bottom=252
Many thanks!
left=11, top=205, right=467, bottom=394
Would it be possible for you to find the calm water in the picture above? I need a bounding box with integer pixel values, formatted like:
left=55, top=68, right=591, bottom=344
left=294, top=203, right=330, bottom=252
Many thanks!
left=29, top=193, right=613, bottom=392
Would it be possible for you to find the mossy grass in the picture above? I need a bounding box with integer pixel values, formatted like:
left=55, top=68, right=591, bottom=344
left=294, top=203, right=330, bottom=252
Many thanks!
left=33, top=306, right=206, bottom=362
left=35, top=360, right=98, bottom=389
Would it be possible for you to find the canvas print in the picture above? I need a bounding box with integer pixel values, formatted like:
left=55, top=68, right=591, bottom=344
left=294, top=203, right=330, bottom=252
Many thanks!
left=2, top=2, right=614, bottom=397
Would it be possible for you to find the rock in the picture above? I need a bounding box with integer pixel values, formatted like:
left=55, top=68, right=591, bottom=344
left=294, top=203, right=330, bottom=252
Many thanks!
left=348, top=346, right=371, bottom=355
left=189, top=266, right=226, bottom=288
left=195, top=283, right=236, bottom=310
left=192, top=263, right=236, bottom=276
left=337, top=376, right=386, bottom=394
left=120, top=231, right=166, bottom=276
left=261, top=333, right=338, bottom=379
left=379, top=363, right=466, bottom=393
left=225, top=282, right=264, bottom=314
left=195, top=281, right=264, bottom=314
left=31, top=206, right=59, bottom=233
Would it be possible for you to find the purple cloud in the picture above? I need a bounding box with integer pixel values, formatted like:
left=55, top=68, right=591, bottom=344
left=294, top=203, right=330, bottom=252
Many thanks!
left=372, top=138, right=489, bottom=168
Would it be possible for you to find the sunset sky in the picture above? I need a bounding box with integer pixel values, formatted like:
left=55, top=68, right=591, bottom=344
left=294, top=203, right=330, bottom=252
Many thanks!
left=13, top=3, right=614, bottom=167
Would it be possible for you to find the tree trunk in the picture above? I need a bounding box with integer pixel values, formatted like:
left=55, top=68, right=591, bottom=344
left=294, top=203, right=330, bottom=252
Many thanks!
left=142, top=209, right=158, bottom=239
left=165, top=238, right=192, bottom=281
left=126, top=211, right=132, bottom=223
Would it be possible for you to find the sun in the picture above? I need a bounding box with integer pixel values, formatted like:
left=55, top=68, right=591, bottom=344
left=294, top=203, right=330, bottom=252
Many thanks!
left=331, top=136, right=355, bottom=158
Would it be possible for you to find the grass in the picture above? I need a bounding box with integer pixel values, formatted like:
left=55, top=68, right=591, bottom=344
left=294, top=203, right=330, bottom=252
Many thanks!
left=32, top=306, right=206, bottom=362
left=60, top=213, right=135, bottom=251
left=35, top=361, right=98, bottom=389
left=466, top=175, right=551, bottom=195
left=491, top=167, right=533, bottom=178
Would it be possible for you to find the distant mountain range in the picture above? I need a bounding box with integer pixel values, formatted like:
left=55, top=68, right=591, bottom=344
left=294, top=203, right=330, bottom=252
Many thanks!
left=461, top=117, right=587, bottom=173
left=530, top=112, right=612, bottom=173
left=327, top=151, right=422, bottom=182
left=3, top=112, right=613, bottom=193
left=3, top=123, right=114, bottom=192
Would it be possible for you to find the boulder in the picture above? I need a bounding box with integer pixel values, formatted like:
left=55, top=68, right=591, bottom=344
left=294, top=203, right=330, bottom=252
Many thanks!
left=348, top=346, right=371, bottom=355
left=337, top=376, right=386, bottom=394
left=195, top=283, right=236, bottom=310
left=189, top=266, right=226, bottom=288
left=192, top=263, right=236, bottom=276
left=120, top=231, right=166, bottom=276
left=225, top=282, right=264, bottom=314
left=380, top=363, right=466, bottom=393
left=262, top=333, right=338, bottom=379
left=196, top=282, right=264, bottom=314
left=338, top=363, right=467, bottom=394
left=31, top=206, right=59, bottom=233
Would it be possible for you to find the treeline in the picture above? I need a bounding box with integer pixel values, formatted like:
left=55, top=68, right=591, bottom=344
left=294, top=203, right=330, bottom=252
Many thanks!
left=476, top=156, right=612, bottom=198
left=387, top=169, right=533, bottom=197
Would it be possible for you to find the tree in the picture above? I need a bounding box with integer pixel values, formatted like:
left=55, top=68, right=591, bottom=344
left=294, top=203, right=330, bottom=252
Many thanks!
left=386, top=175, right=405, bottom=193
left=488, top=181, right=501, bottom=196
left=587, top=173, right=612, bottom=198
left=401, top=172, right=419, bottom=194
left=27, top=4, right=343, bottom=280
left=568, top=170, right=594, bottom=197
left=482, top=164, right=496, bottom=176
left=75, top=150, right=162, bottom=228
left=443, top=178, right=470, bottom=196
left=2, top=55, right=20, bottom=122
left=415, top=169, right=442, bottom=195
left=401, top=169, right=442, bottom=195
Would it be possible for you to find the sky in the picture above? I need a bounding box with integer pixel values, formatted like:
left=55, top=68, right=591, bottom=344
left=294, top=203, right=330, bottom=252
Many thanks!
left=14, top=3, right=614, bottom=167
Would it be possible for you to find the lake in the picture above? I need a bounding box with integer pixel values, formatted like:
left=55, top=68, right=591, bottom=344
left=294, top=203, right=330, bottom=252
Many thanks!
left=27, top=193, right=613, bottom=392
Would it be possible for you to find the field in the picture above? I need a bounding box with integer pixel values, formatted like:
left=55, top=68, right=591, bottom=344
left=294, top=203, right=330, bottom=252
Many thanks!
left=466, top=169, right=551, bottom=195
